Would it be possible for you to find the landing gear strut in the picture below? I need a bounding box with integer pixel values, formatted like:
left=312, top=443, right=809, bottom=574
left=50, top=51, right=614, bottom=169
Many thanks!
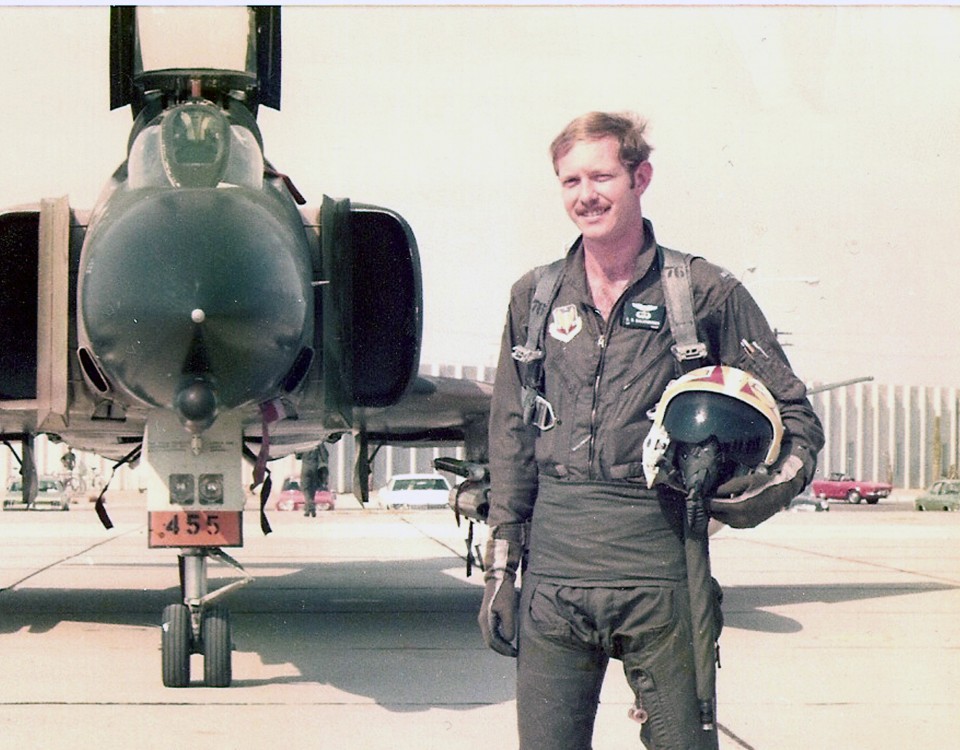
left=145, top=411, right=249, bottom=687
left=160, top=547, right=250, bottom=687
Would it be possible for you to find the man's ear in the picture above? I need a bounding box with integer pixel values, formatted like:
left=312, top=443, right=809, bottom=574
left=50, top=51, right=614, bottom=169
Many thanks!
left=634, top=160, right=653, bottom=195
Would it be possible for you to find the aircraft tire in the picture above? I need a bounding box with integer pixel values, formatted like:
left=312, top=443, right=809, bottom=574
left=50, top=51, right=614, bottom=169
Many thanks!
left=202, top=605, right=232, bottom=688
left=161, top=603, right=192, bottom=688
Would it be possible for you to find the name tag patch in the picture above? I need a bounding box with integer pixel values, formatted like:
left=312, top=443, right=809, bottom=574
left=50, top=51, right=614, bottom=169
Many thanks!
left=623, top=301, right=665, bottom=330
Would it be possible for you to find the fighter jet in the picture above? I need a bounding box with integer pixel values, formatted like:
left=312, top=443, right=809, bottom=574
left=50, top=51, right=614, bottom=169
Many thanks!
left=0, top=6, right=491, bottom=687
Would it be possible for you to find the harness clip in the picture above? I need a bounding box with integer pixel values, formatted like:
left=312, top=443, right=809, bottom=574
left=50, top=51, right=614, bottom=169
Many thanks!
left=512, top=345, right=544, bottom=364
left=671, top=342, right=708, bottom=362
left=521, top=387, right=557, bottom=432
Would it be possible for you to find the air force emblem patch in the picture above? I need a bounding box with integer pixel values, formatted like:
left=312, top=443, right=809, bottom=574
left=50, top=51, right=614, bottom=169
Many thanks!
left=548, top=304, right=583, bottom=343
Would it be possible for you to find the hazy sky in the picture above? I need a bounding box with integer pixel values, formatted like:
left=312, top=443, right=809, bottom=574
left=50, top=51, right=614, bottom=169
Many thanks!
left=2, top=4, right=958, bottom=388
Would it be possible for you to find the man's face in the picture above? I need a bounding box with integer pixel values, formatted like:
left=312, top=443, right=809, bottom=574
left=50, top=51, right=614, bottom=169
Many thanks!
left=556, top=136, right=651, bottom=247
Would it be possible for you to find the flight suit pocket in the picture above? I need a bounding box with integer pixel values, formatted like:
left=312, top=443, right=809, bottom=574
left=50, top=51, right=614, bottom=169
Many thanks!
left=613, top=586, right=678, bottom=654
left=527, top=582, right=599, bottom=648
left=711, top=576, right=724, bottom=641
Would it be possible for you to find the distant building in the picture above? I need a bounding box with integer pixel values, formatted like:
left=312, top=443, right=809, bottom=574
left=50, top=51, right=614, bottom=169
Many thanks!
left=809, top=382, right=959, bottom=489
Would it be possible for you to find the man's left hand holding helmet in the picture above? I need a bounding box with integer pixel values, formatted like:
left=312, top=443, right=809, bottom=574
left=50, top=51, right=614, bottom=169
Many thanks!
left=708, top=441, right=816, bottom=528
left=641, top=364, right=818, bottom=529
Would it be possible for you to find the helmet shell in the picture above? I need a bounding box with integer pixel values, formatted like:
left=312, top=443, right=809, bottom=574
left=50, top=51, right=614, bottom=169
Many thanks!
left=642, top=365, right=784, bottom=488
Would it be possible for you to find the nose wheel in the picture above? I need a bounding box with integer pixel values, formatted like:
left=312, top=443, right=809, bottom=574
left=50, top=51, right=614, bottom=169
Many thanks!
left=160, top=548, right=249, bottom=687
left=161, top=603, right=192, bottom=687
left=202, top=604, right=232, bottom=687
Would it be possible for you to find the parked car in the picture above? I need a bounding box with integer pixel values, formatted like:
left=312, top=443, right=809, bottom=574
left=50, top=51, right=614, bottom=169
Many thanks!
left=788, top=490, right=830, bottom=512
left=272, top=477, right=336, bottom=512
left=914, top=480, right=960, bottom=512
left=378, top=473, right=451, bottom=509
left=3, top=476, right=70, bottom=511
left=811, top=473, right=893, bottom=505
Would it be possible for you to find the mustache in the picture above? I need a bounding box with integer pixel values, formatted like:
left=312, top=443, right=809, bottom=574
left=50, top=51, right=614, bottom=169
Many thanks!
left=576, top=200, right=606, bottom=214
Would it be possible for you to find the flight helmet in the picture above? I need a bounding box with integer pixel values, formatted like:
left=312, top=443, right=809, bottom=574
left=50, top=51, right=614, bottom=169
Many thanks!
left=642, top=365, right=784, bottom=497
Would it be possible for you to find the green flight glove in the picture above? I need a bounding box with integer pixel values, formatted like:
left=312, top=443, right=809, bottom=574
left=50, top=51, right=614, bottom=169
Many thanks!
left=478, top=524, right=523, bottom=657
left=710, top=453, right=806, bottom=528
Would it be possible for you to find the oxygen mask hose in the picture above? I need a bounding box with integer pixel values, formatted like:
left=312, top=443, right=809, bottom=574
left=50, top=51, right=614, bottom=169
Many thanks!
left=676, top=437, right=720, bottom=733
left=677, top=438, right=721, bottom=537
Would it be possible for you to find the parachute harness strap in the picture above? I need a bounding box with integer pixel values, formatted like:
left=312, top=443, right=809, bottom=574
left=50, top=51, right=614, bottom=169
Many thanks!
left=511, top=257, right=566, bottom=432
left=659, top=246, right=708, bottom=372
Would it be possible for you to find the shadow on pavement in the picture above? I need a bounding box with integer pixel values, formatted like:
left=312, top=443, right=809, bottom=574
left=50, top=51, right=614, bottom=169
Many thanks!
left=721, top=580, right=957, bottom=633
left=0, top=554, right=516, bottom=710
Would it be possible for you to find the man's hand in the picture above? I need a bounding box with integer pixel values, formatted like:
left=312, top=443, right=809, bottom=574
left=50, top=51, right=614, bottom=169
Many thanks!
left=478, top=533, right=523, bottom=657
left=710, top=453, right=805, bottom=528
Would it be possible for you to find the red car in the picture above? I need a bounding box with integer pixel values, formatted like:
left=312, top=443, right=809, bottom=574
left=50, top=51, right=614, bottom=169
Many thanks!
left=811, top=473, right=893, bottom=505
left=273, top=477, right=336, bottom=512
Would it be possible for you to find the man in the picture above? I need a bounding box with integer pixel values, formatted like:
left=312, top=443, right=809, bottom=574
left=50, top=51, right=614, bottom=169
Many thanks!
left=299, top=443, right=329, bottom=517
left=480, top=111, right=823, bottom=749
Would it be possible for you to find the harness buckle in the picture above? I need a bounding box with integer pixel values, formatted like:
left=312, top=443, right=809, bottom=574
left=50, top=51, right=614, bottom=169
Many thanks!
left=671, top=342, right=708, bottom=363
left=521, top=387, right=557, bottom=432
left=511, top=345, right=544, bottom=364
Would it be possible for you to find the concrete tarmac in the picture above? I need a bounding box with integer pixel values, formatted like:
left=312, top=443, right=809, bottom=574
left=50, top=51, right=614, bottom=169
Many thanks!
left=0, top=493, right=956, bottom=749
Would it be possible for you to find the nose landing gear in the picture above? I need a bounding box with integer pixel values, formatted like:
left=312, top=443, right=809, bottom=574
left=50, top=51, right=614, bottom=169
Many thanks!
left=160, top=547, right=250, bottom=688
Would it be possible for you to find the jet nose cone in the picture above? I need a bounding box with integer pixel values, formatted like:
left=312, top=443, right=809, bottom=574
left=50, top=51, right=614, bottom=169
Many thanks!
left=79, top=188, right=314, bottom=413
left=175, top=379, right=219, bottom=433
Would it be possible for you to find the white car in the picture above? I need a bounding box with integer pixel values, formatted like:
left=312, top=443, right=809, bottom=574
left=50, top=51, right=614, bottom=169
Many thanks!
left=3, top=476, right=70, bottom=511
left=378, top=474, right=451, bottom=509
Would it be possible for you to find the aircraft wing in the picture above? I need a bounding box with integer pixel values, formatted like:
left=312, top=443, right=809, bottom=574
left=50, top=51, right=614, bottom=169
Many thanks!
left=262, top=373, right=492, bottom=507
left=356, top=375, right=492, bottom=448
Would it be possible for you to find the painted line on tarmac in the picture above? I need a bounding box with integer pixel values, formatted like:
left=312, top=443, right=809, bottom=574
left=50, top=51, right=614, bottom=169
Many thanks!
left=737, top=537, right=960, bottom=587
left=0, top=523, right=143, bottom=592
left=396, top=514, right=469, bottom=563
left=718, top=722, right=758, bottom=749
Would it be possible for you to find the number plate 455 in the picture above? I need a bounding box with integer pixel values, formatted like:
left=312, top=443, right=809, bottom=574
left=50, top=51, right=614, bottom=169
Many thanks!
left=148, top=511, right=243, bottom=548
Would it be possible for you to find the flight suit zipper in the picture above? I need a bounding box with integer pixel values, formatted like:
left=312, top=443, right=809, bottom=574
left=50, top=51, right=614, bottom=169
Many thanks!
left=587, top=308, right=619, bottom=477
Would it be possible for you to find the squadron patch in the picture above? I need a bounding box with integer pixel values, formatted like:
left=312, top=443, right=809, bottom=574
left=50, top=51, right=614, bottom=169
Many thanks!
left=548, top=304, right=583, bottom=343
left=623, top=301, right=665, bottom=330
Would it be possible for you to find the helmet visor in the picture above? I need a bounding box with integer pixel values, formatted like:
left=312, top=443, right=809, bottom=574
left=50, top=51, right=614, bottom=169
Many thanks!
left=661, top=391, right=775, bottom=467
